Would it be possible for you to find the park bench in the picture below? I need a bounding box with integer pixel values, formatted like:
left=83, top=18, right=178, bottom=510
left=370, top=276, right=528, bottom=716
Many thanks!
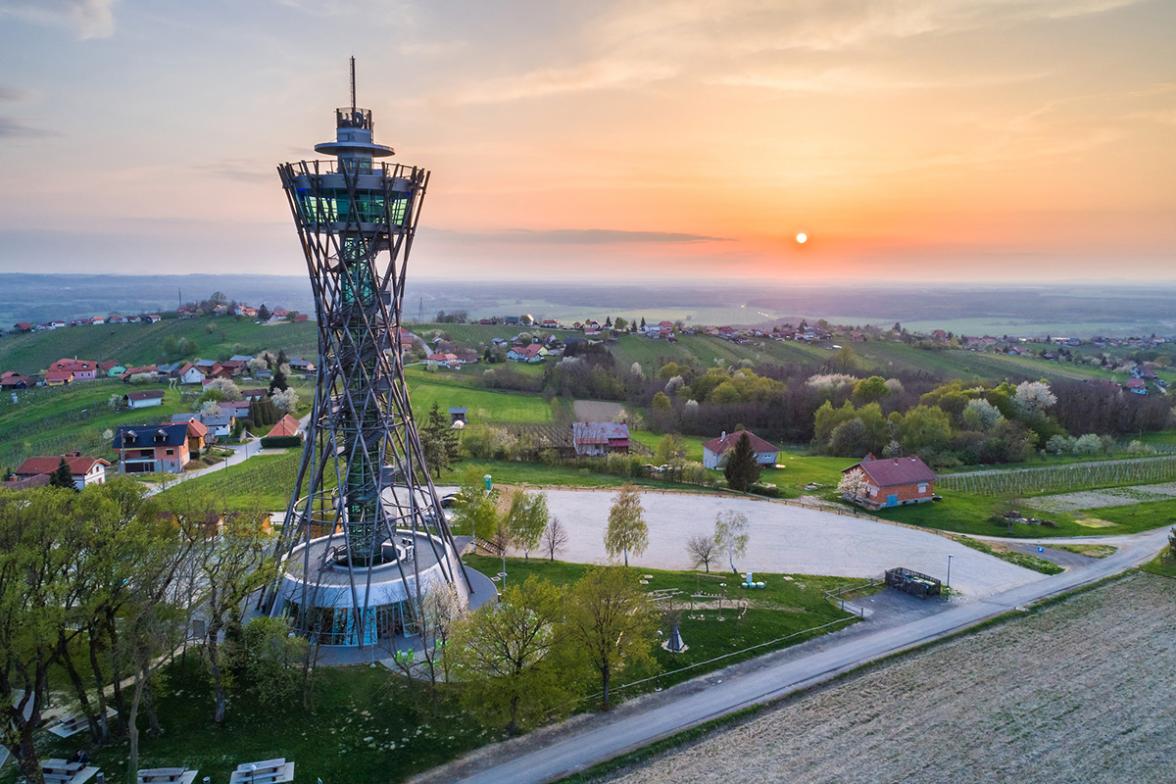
left=49, top=706, right=118, bottom=738
left=41, top=758, right=100, bottom=784
left=138, top=766, right=198, bottom=784
left=228, top=758, right=294, bottom=784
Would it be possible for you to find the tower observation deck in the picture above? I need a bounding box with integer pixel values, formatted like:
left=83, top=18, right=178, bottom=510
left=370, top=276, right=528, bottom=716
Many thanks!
left=267, top=59, right=482, bottom=647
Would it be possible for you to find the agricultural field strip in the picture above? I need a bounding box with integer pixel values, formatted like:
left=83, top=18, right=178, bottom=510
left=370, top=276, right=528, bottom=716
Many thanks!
left=1025, top=481, right=1176, bottom=513
left=937, top=454, right=1176, bottom=496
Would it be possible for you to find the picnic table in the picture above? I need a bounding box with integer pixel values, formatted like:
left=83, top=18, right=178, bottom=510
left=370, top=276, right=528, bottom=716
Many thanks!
left=49, top=707, right=118, bottom=738
left=41, top=758, right=99, bottom=784
left=228, top=758, right=295, bottom=784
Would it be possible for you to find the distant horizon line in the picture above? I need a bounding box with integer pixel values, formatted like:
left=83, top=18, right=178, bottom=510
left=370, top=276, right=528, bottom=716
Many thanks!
left=2, top=272, right=1176, bottom=290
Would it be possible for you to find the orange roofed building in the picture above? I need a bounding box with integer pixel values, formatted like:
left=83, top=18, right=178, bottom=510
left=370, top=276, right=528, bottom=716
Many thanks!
left=841, top=454, right=937, bottom=510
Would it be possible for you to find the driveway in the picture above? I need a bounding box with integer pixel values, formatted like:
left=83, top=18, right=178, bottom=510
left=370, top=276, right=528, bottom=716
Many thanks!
left=473, top=488, right=1044, bottom=599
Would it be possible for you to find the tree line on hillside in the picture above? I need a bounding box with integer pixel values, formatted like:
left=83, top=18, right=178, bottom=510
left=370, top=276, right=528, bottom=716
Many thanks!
left=466, top=341, right=1172, bottom=467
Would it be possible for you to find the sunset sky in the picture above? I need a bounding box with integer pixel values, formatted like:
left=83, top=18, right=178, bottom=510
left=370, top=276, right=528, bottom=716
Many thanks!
left=1, top=0, right=1173, bottom=282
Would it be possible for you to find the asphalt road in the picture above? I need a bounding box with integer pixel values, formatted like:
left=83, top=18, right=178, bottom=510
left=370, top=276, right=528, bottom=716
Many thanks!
left=443, top=526, right=1169, bottom=784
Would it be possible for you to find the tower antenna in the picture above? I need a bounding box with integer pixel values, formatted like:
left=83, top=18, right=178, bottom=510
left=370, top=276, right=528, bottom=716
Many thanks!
left=350, top=55, right=357, bottom=112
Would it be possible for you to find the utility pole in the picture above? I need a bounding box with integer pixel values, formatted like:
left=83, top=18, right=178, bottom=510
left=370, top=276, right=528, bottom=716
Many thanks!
left=946, top=554, right=953, bottom=592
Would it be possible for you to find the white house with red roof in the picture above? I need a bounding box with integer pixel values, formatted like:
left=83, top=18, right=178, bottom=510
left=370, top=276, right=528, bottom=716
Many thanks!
left=13, top=453, right=110, bottom=489
left=507, top=344, right=547, bottom=363
left=702, top=430, right=780, bottom=469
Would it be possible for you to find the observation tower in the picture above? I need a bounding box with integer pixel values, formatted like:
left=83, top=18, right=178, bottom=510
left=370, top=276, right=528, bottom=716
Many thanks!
left=267, top=59, right=475, bottom=647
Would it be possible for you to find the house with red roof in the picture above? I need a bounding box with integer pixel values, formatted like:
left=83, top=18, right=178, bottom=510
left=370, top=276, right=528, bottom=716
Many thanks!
left=841, top=454, right=937, bottom=510
left=702, top=430, right=780, bottom=469
left=266, top=414, right=304, bottom=440
left=572, top=422, right=630, bottom=456
left=12, top=322, right=34, bottom=333
left=506, top=344, right=547, bottom=363
left=13, top=453, right=110, bottom=489
left=44, top=369, right=74, bottom=386
left=49, top=358, right=99, bottom=382
left=0, top=371, right=31, bottom=390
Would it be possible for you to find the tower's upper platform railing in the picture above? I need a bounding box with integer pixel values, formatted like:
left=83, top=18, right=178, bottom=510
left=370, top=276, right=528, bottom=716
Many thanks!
left=336, top=107, right=373, bottom=130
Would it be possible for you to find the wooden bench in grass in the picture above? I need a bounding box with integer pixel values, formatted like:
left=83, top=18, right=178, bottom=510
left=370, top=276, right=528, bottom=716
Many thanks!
left=138, top=766, right=198, bottom=784
left=228, top=758, right=294, bottom=784
left=41, top=759, right=100, bottom=784
left=49, top=706, right=119, bottom=738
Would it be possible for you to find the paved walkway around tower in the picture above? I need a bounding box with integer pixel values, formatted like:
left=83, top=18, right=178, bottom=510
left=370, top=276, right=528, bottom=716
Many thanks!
left=442, top=487, right=1043, bottom=600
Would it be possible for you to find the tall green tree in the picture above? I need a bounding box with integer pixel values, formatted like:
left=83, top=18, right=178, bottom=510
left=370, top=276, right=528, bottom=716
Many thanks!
left=604, top=485, right=648, bottom=567
left=506, top=490, right=549, bottom=559
left=421, top=402, right=460, bottom=479
left=448, top=577, right=575, bottom=734
left=49, top=457, right=75, bottom=490
left=724, top=432, right=761, bottom=491
left=563, top=568, right=659, bottom=710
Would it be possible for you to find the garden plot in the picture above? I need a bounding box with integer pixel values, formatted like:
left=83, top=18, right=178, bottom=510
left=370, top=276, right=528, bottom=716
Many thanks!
left=606, top=573, right=1176, bottom=784
left=1025, top=481, right=1176, bottom=514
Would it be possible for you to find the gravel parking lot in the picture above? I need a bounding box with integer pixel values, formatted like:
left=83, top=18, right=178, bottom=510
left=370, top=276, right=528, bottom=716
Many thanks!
left=507, top=489, right=1042, bottom=599
left=604, top=572, right=1176, bottom=784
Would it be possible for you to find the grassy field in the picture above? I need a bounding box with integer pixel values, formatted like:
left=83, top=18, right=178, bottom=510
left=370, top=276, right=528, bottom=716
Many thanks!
left=1142, top=548, right=1176, bottom=578
left=463, top=555, right=857, bottom=692
left=158, top=450, right=309, bottom=509
left=405, top=370, right=555, bottom=424
left=37, top=655, right=493, bottom=784
left=0, top=380, right=194, bottom=468
left=951, top=535, right=1064, bottom=574
left=0, top=317, right=318, bottom=375
left=1083, top=498, right=1176, bottom=533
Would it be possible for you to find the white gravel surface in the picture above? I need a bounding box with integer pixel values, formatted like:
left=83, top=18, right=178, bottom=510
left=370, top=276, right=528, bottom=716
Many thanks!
left=497, top=488, right=1043, bottom=599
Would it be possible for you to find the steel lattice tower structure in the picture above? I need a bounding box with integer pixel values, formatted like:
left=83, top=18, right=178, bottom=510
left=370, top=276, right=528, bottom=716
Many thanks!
left=268, top=59, right=470, bottom=647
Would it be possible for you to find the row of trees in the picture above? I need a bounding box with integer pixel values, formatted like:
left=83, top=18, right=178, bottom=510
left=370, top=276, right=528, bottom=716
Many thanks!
left=0, top=481, right=274, bottom=783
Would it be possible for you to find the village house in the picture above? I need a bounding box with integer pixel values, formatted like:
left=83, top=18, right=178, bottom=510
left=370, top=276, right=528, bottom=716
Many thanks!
left=170, top=417, right=209, bottom=456
left=201, top=410, right=237, bottom=438
left=13, top=453, right=110, bottom=489
left=507, top=344, right=547, bottom=363
left=113, top=424, right=190, bottom=474
left=426, top=352, right=461, bottom=369
left=266, top=414, right=304, bottom=441
left=121, top=365, right=158, bottom=382
left=44, top=369, right=74, bottom=386
left=178, top=362, right=205, bottom=384
left=572, top=422, right=630, bottom=457
left=141, top=313, right=163, bottom=324
left=0, top=371, right=32, bottom=389
left=702, top=430, right=780, bottom=469
left=841, top=454, right=937, bottom=510
left=124, top=390, right=165, bottom=409
left=49, top=358, right=99, bottom=382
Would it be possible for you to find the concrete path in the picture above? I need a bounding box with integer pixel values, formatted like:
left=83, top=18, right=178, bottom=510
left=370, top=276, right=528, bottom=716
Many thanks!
left=435, top=525, right=1169, bottom=784
left=455, top=488, right=1044, bottom=599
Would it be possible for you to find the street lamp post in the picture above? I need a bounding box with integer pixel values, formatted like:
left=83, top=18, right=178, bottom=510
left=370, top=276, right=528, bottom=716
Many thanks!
left=946, top=554, right=953, bottom=592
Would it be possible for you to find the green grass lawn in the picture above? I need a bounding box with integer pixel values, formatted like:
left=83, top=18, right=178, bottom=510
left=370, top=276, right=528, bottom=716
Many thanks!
left=463, top=555, right=858, bottom=692
left=405, top=371, right=554, bottom=424
left=1142, top=548, right=1176, bottom=578
left=0, top=317, right=318, bottom=375
left=1084, top=498, right=1176, bottom=533
left=951, top=535, right=1064, bottom=574
left=37, top=655, right=494, bottom=784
